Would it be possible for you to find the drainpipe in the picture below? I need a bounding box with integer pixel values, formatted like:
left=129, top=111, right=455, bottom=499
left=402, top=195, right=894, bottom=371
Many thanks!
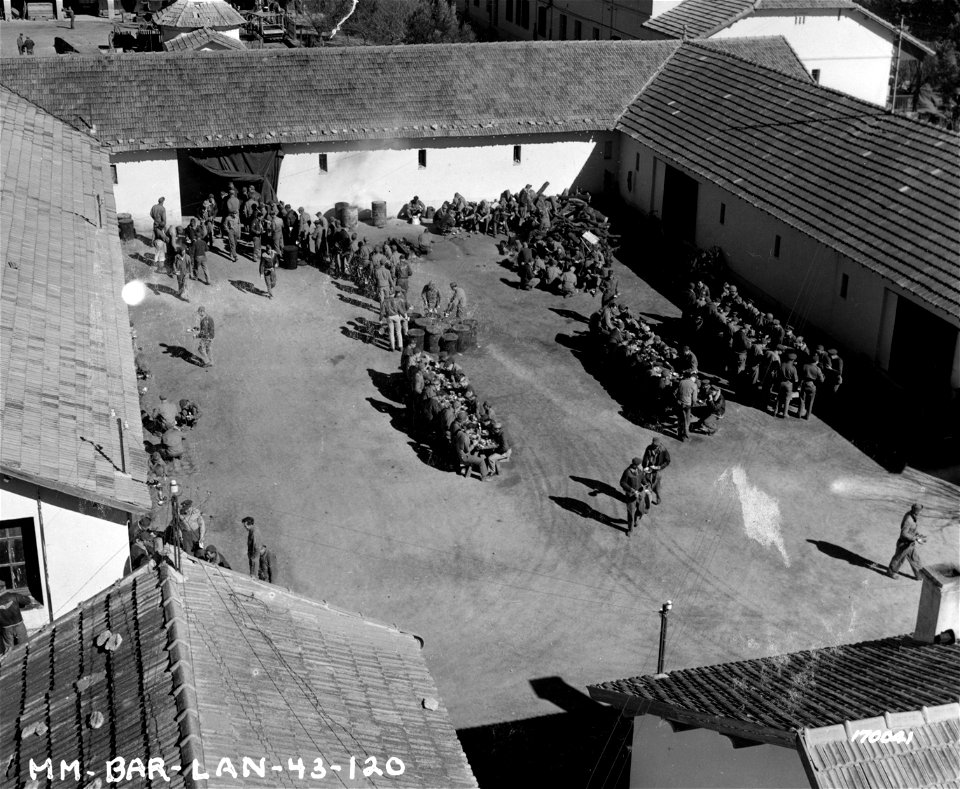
left=36, top=491, right=55, bottom=623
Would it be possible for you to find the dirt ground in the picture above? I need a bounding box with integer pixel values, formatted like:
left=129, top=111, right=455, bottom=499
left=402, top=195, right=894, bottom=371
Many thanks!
left=0, top=17, right=113, bottom=55
left=125, top=217, right=958, bottom=784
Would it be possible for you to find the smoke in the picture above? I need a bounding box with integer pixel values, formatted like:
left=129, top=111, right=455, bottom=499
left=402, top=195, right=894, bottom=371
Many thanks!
left=329, top=0, right=358, bottom=38
left=718, top=466, right=790, bottom=566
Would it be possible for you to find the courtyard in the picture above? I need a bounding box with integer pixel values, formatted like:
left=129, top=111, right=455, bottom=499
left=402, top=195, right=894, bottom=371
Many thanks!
left=126, top=215, right=958, bottom=785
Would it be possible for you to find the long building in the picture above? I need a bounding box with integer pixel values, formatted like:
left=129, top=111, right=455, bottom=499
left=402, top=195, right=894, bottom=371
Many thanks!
left=1, top=39, right=955, bottom=412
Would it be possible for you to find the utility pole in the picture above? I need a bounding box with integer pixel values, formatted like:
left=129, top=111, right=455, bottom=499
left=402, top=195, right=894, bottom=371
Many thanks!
left=657, top=600, right=672, bottom=674
left=169, top=478, right=182, bottom=571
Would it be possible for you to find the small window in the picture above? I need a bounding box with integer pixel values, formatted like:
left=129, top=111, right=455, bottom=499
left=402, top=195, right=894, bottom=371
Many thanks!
left=773, top=234, right=781, bottom=258
left=574, top=19, right=581, bottom=39
left=318, top=154, right=328, bottom=172
left=840, top=273, right=849, bottom=299
left=505, top=0, right=513, bottom=22
left=626, top=170, right=633, bottom=193
left=719, top=203, right=726, bottom=225
left=592, top=27, right=600, bottom=40
left=811, top=68, right=821, bottom=83
left=110, top=164, right=118, bottom=184
left=603, top=140, right=613, bottom=160
left=635, top=152, right=640, bottom=171
left=513, top=145, right=521, bottom=164
left=418, top=149, right=427, bottom=169
left=795, top=14, right=805, bottom=23
left=559, top=13, right=567, bottom=39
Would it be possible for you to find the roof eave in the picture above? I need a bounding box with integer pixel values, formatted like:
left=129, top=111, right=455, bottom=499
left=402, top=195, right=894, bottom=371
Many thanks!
left=1, top=464, right=152, bottom=515
left=588, top=687, right=797, bottom=748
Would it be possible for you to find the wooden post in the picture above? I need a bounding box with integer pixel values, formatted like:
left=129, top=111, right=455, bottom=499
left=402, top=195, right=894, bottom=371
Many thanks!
left=3, top=0, right=13, bottom=22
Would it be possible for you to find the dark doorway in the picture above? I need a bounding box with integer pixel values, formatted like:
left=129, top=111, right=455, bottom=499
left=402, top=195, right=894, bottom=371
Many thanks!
left=176, top=146, right=282, bottom=219
left=661, top=164, right=699, bottom=242
left=888, top=294, right=958, bottom=398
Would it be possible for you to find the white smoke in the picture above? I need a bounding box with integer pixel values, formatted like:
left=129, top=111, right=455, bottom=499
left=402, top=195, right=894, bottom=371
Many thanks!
left=329, top=0, right=358, bottom=38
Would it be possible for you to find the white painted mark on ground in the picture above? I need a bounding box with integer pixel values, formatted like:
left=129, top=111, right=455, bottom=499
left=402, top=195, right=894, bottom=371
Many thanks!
left=718, top=466, right=790, bottom=566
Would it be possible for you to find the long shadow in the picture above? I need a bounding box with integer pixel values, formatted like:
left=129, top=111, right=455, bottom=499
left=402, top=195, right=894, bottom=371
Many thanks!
left=457, top=677, right=631, bottom=789
left=332, top=280, right=363, bottom=296
left=342, top=317, right=390, bottom=350
left=499, top=277, right=524, bottom=290
left=338, top=293, right=379, bottom=313
left=229, top=279, right=268, bottom=297
left=147, top=282, right=186, bottom=301
left=550, top=495, right=627, bottom=533
left=806, top=540, right=891, bottom=577
left=158, top=343, right=204, bottom=367
left=549, top=307, right=589, bottom=324
left=570, top=475, right=623, bottom=501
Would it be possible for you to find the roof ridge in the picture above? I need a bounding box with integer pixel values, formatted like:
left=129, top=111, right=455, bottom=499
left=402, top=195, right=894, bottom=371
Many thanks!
left=689, top=35, right=810, bottom=82
left=613, top=40, right=684, bottom=127
left=700, top=0, right=760, bottom=37
left=0, top=82, right=101, bottom=143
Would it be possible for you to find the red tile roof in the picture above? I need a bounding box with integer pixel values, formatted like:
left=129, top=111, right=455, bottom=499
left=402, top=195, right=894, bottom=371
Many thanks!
left=0, top=87, right=151, bottom=512
left=588, top=634, right=960, bottom=748
left=0, top=559, right=478, bottom=788
left=163, top=26, right=247, bottom=51
left=798, top=704, right=960, bottom=789
left=616, top=42, right=960, bottom=321
left=0, top=40, right=682, bottom=152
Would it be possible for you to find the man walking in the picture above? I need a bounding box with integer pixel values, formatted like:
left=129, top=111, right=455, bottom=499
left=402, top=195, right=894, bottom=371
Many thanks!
left=260, top=247, right=279, bottom=299
left=619, top=457, right=648, bottom=536
left=192, top=231, right=210, bottom=285
left=194, top=306, right=215, bottom=368
left=174, top=244, right=190, bottom=299
left=676, top=371, right=699, bottom=442
left=445, top=281, right=466, bottom=319
left=799, top=354, right=825, bottom=419
left=243, top=516, right=261, bottom=576
left=223, top=212, right=240, bottom=262
left=887, top=504, right=925, bottom=580
left=641, top=437, right=671, bottom=505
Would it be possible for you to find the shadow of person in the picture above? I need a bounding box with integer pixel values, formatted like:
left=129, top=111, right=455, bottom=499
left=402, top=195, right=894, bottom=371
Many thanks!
left=158, top=343, right=203, bottom=367
left=367, top=368, right=405, bottom=404
left=338, top=293, right=379, bottom=313
left=228, top=279, right=268, bottom=297
left=499, top=277, right=525, bottom=290
left=549, top=307, right=589, bottom=324
left=147, top=282, right=185, bottom=301
left=570, top=475, right=624, bottom=501
left=549, top=495, right=627, bottom=533
left=806, top=539, right=890, bottom=577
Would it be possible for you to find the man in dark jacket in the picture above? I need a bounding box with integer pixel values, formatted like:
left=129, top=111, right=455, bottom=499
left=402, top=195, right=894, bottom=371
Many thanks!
left=619, top=457, right=648, bottom=535
left=0, top=583, right=40, bottom=654
left=258, top=544, right=276, bottom=583
left=641, top=438, right=671, bottom=506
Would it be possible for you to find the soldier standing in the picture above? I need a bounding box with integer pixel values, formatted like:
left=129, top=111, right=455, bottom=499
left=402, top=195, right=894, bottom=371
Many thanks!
left=194, top=306, right=215, bottom=368
left=887, top=504, right=925, bottom=580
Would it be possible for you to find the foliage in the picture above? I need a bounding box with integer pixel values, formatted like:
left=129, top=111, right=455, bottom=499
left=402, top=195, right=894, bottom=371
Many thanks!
left=299, top=0, right=474, bottom=45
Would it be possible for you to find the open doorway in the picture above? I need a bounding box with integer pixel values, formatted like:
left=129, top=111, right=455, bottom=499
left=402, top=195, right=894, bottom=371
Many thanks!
left=661, top=164, right=698, bottom=242
left=177, top=146, right=282, bottom=219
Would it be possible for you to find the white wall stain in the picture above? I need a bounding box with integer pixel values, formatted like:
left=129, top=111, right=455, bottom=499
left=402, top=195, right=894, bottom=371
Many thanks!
left=718, top=466, right=790, bottom=566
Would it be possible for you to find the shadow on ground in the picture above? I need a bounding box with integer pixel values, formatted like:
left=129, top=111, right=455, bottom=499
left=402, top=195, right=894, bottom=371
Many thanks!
left=457, top=677, right=631, bottom=789
left=159, top=343, right=205, bottom=367
left=806, top=539, right=893, bottom=579
left=229, top=279, right=268, bottom=298
left=550, top=496, right=627, bottom=534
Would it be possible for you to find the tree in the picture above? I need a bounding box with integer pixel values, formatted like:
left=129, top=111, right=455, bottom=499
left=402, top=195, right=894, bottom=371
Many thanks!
left=299, top=0, right=473, bottom=45
left=405, top=0, right=476, bottom=44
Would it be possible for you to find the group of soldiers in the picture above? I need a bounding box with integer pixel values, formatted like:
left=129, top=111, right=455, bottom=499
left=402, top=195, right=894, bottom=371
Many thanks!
left=681, top=280, right=845, bottom=420
left=401, top=344, right=510, bottom=481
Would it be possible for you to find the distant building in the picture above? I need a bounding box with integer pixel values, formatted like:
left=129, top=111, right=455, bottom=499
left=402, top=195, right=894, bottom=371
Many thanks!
left=0, top=557, right=479, bottom=788
left=163, top=26, right=247, bottom=52
left=0, top=87, right=151, bottom=632
left=636, top=0, right=934, bottom=106
left=588, top=563, right=960, bottom=788
left=153, top=0, right=245, bottom=43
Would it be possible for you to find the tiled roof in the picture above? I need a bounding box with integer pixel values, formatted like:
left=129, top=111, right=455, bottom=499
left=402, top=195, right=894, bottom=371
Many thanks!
left=644, top=0, right=933, bottom=56
left=644, top=0, right=755, bottom=38
left=1, top=559, right=478, bottom=788
left=0, top=87, right=150, bottom=512
left=616, top=43, right=960, bottom=320
left=798, top=704, right=960, bottom=789
left=0, top=40, right=682, bottom=152
left=153, top=0, right=244, bottom=29
left=588, top=635, right=960, bottom=748
left=163, top=26, right=247, bottom=51
left=693, top=36, right=810, bottom=80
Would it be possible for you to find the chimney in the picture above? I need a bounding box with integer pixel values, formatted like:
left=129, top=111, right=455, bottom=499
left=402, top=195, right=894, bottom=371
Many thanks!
left=914, top=563, right=960, bottom=643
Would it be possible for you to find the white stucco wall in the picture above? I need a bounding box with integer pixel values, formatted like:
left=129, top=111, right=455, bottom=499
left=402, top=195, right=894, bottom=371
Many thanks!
left=0, top=484, right=130, bottom=630
left=112, top=151, right=183, bottom=231
left=630, top=716, right=809, bottom=788
left=277, top=133, right=616, bottom=218
left=714, top=10, right=895, bottom=106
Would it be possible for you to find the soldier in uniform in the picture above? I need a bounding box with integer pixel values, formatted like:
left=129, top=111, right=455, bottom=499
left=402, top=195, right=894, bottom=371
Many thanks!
left=619, top=457, right=649, bottom=536
left=887, top=504, right=925, bottom=580
left=641, top=437, right=671, bottom=505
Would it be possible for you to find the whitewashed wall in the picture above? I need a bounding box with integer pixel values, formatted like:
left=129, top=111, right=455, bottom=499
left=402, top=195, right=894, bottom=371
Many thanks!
left=112, top=150, right=183, bottom=231
left=0, top=483, right=130, bottom=630
left=629, top=716, right=809, bottom=788
left=713, top=10, right=895, bottom=106
left=277, top=133, right=616, bottom=215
